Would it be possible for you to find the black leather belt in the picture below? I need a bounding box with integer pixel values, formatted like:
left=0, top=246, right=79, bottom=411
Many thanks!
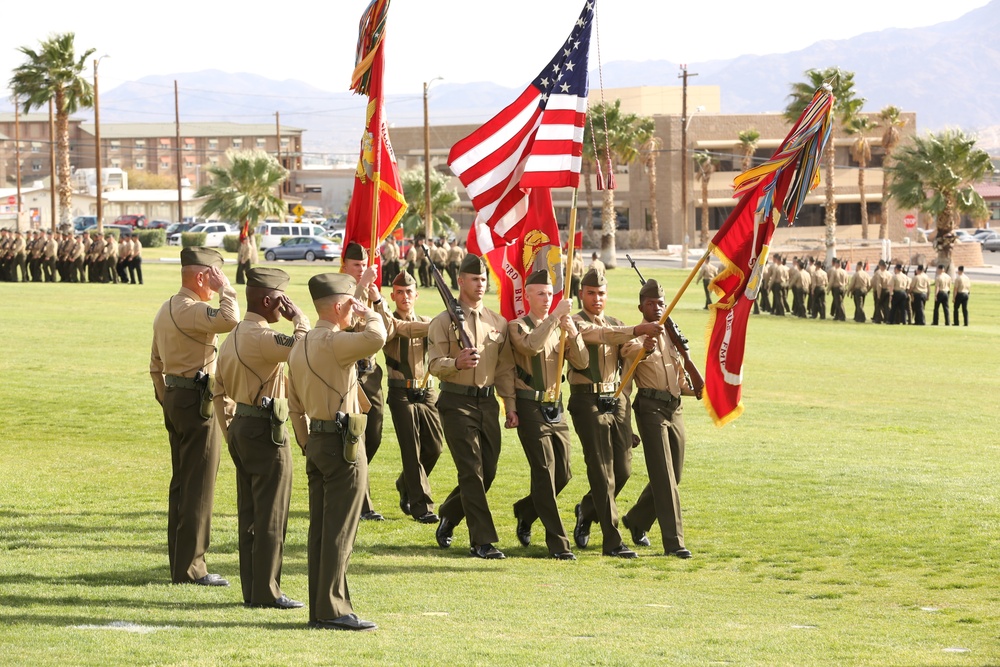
left=516, top=389, right=559, bottom=405
left=440, top=382, right=494, bottom=398
left=636, top=388, right=679, bottom=404
left=569, top=382, right=619, bottom=396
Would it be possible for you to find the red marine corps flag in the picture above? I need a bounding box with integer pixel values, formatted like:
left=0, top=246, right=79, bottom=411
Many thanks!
left=704, top=85, right=834, bottom=426
left=343, top=0, right=407, bottom=277
left=450, top=0, right=594, bottom=255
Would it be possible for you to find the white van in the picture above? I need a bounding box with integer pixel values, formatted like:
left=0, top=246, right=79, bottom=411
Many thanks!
left=257, top=222, right=329, bottom=249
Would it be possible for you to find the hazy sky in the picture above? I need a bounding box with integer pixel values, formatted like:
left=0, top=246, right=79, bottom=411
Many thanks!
left=2, top=0, right=991, bottom=95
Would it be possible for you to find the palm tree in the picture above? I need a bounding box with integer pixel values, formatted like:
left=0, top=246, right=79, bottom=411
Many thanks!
left=636, top=118, right=661, bottom=250
left=195, top=150, right=287, bottom=232
left=877, top=105, right=908, bottom=240
left=846, top=115, right=878, bottom=240
left=589, top=99, right=647, bottom=268
left=399, top=167, right=460, bottom=238
left=887, top=129, right=992, bottom=268
left=10, top=33, right=95, bottom=230
left=737, top=128, right=760, bottom=172
left=693, top=150, right=716, bottom=246
left=785, top=68, right=861, bottom=263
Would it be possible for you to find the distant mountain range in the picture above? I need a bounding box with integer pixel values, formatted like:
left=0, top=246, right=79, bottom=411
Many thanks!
left=4, top=1, right=999, bottom=156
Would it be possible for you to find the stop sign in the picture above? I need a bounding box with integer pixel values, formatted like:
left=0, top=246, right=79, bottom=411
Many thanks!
left=904, top=214, right=917, bottom=230
left=6, top=196, right=15, bottom=205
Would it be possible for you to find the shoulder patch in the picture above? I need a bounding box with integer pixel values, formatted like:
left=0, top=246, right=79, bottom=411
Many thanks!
left=206, top=307, right=220, bottom=318
left=275, top=333, right=296, bottom=348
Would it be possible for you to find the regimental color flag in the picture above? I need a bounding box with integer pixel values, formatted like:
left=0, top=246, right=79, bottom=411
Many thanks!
left=450, top=0, right=594, bottom=255
left=704, top=86, right=835, bottom=427
left=483, top=188, right=565, bottom=321
left=343, top=0, right=407, bottom=273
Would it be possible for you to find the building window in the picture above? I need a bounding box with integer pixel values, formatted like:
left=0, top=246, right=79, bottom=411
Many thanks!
left=280, top=137, right=290, bottom=148
left=184, top=159, right=195, bottom=168
left=255, top=138, right=267, bottom=149
left=135, top=160, right=145, bottom=170
left=32, top=163, right=42, bottom=171
left=135, top=139, right=146, bottom=149
left=208, top=138, right=219, bottom=150
left=232, top=138, right=243, bottom=148
left=183, top=138, right=195, bottom=150
left=159, top=138, right=171, bottom=148
left=110, top=160, right=121, bottom=169
left=31, top=141, right=42, bottom=153
left=110, top=140, right=121, bottom=152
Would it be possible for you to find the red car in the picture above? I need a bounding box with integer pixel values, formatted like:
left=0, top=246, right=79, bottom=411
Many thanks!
left=114, top=214, right=147, bottom=228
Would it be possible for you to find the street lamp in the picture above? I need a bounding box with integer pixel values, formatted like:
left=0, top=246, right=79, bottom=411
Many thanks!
left=423, top=77, right=443, bottom=241
left=94, top=55, right=110, bottom=233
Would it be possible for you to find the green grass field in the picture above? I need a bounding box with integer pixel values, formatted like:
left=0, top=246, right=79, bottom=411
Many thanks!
left=1, top=247, right=998, bottom=666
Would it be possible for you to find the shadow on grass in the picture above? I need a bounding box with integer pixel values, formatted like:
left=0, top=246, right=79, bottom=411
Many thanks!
left=0, top=594, right=238, bottom=611
left=1, top=613, right=307, bottom=631
left=0, top=567, right=168, bottom=588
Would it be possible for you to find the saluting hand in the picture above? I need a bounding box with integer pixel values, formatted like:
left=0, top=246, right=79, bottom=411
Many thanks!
left=278, top=295, right=304, bottom=321
left=205, top=266, right=229, bottom=291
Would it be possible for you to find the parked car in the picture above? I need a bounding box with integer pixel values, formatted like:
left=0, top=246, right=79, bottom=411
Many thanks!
left=168, top=222, right=236, bottom=247
left=114, top=214, right=148, bottom=228
left=983, top=234, right=1000, bottom=252
left=147, top=219, right=172, bottom=229
left=79, top=223, right=133, bottom=237
left=953, top=229, right=976, bottom=243
left=72, top=216, right=97, bottom=233
left=257, top=222, right=329, bottom=249
left=970, top=228, right=997, bottom=243
left=165, top=222, right=195, bottom=236
left=264, top=236, right=341, bottom=262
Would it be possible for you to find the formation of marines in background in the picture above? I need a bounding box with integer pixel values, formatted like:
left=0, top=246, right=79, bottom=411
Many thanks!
left=150, top=241, right=698, bottom=632
left=699, top=253, right=973, bottom=326
left=0, top=228, right=143, bottom=284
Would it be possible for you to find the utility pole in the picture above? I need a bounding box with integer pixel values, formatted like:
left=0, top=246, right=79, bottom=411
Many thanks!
left=275, top=111, right=284, bottom=200
left=679, top=63, right=698, bottom=269
left=14, top=99, right=23, bottom=232
left=94, top=58, right=104, bottom=233
left=422, top=77, right=442, bottom=241
left=48, top=99, right=56, bottom=232
left=174, top=80, right=183, bottom=223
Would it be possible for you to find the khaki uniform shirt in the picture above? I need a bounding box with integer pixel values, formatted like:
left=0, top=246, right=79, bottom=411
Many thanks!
left=909, top=273, right=930, bottom=296
left=569, top=310, right=635, bottom=387
left=700, top=261, right=718, bottom=281
left=119, top=239, right=131, bottom=259
left=132, top=237, right=143, bottom=258
left=954, top=274, right=971, bottom=294
left=508, top=312, right=587, bottom=397
left=383, top=311, right=433, bottom=384
left=589, top=258, right=606, bottom=276
left=448, top=245, right=464, bottom=264
left=829, top=267, right=848, bottom=290
left=149, top=285, right=240, bottom=403
left=891, top=272, right=910, bottom=291
left=848, top=270, right=871, bottom=293
left=571, top=254, right=584, bottom=279
left=812, top=268, right=829, bottom=290
left=213, top=310, right=311, bottom=431
left=428, top=301, right=516, bottom=412
left=775, top=263, right=790, bottom=287
left=44, top=238, right=58, bottom=259
left=238, top=240, right=252, bottom=263
left=799, top=269, right=812, bottom=292
left=935, top=272, right=952, bottom=295
left=621, top=329, right=690, bottom=398
left=287, top=313, right=387, bottom=447
left=788, top=266, right=801, bottom=289
left=872, top=268, right=892, bottom=296
left=382, top=241, right=398, bottom=262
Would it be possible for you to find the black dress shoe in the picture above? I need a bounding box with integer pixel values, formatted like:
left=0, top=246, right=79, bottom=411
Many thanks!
left=515, top=514, right=531, bottom=547
left=190, top=573, right=230, bottom=587
left=397, top=485, right=410, bottom=515
left=470, top=543, right=506, bottom=559
left=251, top=595, right=304, bottom=609
left=435, top=517, right=454, bottom=548
left=604, top=544, right=638, bottom=559
left=552, top=551, right=577, bottom=561
left=621, top=514, right=651, bottom=547
left=311, top=613, right=377, bottom=631
left=414, top=511, right=439, bottom=524
left=573, top=503, right=591, bottom=549
left=360, top=511, right=385, bottom=521
left=667, top=547, right=693, bottom=559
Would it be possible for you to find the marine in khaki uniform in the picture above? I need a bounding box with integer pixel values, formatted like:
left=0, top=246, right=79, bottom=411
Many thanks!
left=446, top=241, right=465, bottom=290
left=213, top=267, right=310, bottom=609
left=797, top=260, right=812, bottom=318
left=236, top=234, right=256, bottom=285
left=932, top=265, right=951, bottom=326
left=428, top=253, right=517, bottom=560
left=569, top=269, right=661, bottom=559
left=103, top=233, right=119, bottom=284
left=908, top=265, right=930, bottom=325
left=588, top=252, right=606, bottom=277
left=28, top=230, right=43, bottom=282
left=569, top=251, right=585, bottom=308
left=382, top=271, right=444, bottom=524
left=953, top=266, right=970, bottom=326
left=150, top=247, right=239, bottom=585
left=73, top=233, right=87, bottom=283
left=117, top=234, right=132, bottom=283
left=620, top=280, right=698, bottom=558
left=847, top=261, right=871, bottom=323
left=828, top=258, right=848, bottom=321
left=43, top=231, right=58, bottom=282
left=340, top=242, right=387, bottom=521
left=508, top=270, right=586, bottom=560
left=770, top=255, right=788, bottom=316
left=700, top=258, right=718, bottom=309
left=811, top=261, right=828, bottom=320
left=287, top=272, right=386, bottom=631
left=871, top=260, right=892, bottom=324
left=380, top=237, right=400, bottom=286
left=129, top=234, right=144, bottom=285
left=889, top=264, right=910, bottom=325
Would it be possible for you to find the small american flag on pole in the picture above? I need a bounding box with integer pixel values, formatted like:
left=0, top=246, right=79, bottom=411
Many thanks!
left=449, top=0, right=594, bottom=253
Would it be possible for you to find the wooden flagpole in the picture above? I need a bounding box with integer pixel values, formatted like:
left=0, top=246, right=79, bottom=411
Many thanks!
left=547, top=188, right=579, bottom=402
left=614, top=247, right=711, bottom=398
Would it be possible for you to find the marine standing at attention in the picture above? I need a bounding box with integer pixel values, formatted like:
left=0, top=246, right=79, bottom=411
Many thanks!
left=287, top=272, right=386, bottom=631
left=428, top=253, right=517, bottom=560
left=213, top=267, right=310, bottom=609
left=150, top=247, right=239, bottom=586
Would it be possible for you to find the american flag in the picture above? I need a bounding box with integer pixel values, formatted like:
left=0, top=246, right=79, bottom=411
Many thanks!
left=449, top=0, right=594, bottom=253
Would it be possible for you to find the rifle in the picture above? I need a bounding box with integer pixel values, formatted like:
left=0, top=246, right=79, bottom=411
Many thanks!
left=431, top=263, right=473, bottom=350
left=625, top=254, right=705, bottom=400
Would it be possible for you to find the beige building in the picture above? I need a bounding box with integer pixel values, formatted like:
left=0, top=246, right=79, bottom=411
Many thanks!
left=387, top=86, right=918, bottom=247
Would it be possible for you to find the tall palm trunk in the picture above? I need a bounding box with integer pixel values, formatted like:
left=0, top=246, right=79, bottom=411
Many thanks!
left=823, top=142, right=837, bottom=264
left=879, top=154, right=892, bottom=240
left=700, top=177, right=710, bottom=246
left=858, top=158, right=868, bottom=240
left=601, top=187, right=617, bottom=268
left=647, top=158, right=660, bottom=250
left=935, top=195, right=958, bottom=269
left=54, top=88, right=73, bottom=230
